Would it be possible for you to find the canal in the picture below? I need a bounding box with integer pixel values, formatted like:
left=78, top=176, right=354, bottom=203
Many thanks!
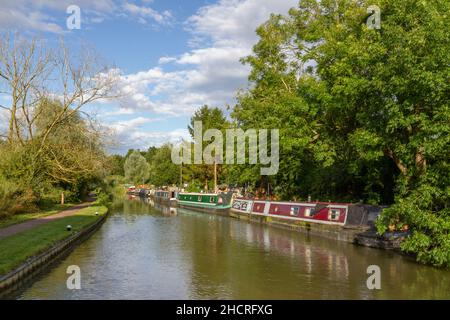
left=13, top=198, right=450, bottom=299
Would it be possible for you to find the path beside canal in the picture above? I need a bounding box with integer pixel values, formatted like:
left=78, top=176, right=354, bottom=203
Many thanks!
left=0, top=202, right=92, bottom=240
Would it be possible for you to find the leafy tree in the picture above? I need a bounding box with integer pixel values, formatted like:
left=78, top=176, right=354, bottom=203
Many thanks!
left=108, top=155, right=126, bottom=176
left=124, top=150, right=150, bottom=185
left=187, top=105, right=229, bottom=190
left=147, top=144, right=179, bottom=187
left=232, top=0, right=449, bottom=266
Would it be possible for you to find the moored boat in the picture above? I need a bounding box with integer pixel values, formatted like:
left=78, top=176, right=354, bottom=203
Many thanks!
left=177, top=192, right=233, bottom=214
left=230, top=197, right=383, bottom=243
left=152, top=189, right=178, bottom=206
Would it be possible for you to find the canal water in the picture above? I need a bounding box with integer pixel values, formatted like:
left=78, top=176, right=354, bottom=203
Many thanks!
left=13, top=198, right=450, bottom=299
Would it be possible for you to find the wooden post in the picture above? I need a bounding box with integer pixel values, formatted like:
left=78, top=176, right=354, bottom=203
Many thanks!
left=180, top=163, right=183, bottom=189
left=214, top=159, right=217, bottom=193
left=61, top=192, right=65, bottom=205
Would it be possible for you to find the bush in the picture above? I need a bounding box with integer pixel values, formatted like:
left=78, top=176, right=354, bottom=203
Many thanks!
left=39, top=187, right=76, bottom=205
left=377, top=177, right=450, bottom=268
left=0, top=177, right=38, bottom=218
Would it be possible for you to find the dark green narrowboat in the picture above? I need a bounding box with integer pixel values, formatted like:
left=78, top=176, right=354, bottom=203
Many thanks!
left=177, top=192, right=233, bottom=213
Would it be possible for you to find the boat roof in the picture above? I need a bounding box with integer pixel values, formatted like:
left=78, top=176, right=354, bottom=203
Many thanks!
left=179, top=192, right=219, bottom=196
left=234, top=197, right=353, bottom=206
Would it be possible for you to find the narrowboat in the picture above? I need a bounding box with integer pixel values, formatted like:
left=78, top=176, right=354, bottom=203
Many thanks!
left=177, top=192, right=233, bottom=214
left=137, top=188, right=150, bottom=197
left=127, top=186, right=136, bottom=195
left=230, top=198, right=383, bottom=243
left=152, top=189, right=178, bottom=206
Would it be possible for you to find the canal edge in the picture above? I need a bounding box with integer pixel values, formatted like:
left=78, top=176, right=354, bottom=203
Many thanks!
left=0, top=209, right=109, bottom=298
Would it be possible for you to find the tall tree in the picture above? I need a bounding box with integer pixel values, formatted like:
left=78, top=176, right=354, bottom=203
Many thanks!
left=124, top=150, right=150, bottom=185
left=232, top=0, right=449, bottom=265
left=187, top=105, right=229, bottom=190
left=147, top=144, right=179, bottom=187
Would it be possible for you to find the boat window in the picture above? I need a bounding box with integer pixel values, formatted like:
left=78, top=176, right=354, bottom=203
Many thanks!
left=210, top=197, right=215, bottom=203
left=290, top=207, right=299, bottom=216
left=329, top=209, right=340, bottom=221
left=198, top=196, right=202, bottom=201
left=305, top=208, right=315, bottom=217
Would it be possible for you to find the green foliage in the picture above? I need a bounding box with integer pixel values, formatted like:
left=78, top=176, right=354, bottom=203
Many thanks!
left=108, top=155, right=126, bottom=176
left=0, top=98, right=109, bottom=216
left=124, top=150, right=150, bottom=185
left=94, top=190, right=111, bottom=207
left=186, top=105, right=230, bottom=191
left=147, top=144, right=179, bottom=187
left=230, top=0, right=449, bottom=265
left=186, top=180, right=203, bottom=193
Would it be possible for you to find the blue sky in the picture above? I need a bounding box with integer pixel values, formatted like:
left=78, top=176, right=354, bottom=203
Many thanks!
left=0, top=0, right=298, bottom=154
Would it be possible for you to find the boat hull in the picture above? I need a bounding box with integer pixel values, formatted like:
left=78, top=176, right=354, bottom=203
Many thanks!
left=230, top=198, right=383, bottom=243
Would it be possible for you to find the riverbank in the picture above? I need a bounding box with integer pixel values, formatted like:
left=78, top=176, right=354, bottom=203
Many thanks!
left=0, top=202, right=76, bottom=230
left=0, top=205, right=108, bottom=296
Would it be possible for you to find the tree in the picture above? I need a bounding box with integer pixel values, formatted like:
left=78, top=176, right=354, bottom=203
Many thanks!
left=108, top=155, right=126, bottom=176
left=0, top=34, right=117, bottom=148
left=124, top=150, right=150, bottom=185
left=232, top=0, right=449, bottom=266
left=147, top=144, right=179, bottom=187
left=0, top=32, right=118, bottom=210
left=187, top=105, right=229, bottom=190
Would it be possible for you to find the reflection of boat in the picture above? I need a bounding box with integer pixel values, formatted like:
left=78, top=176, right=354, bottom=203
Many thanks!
left=153, top=201, right=178, bottom=216
left=177, top=192, right=233, bottom=214
left=230, top=198, right=383, bottom=243
left=228, top=219, right=350, bottom=278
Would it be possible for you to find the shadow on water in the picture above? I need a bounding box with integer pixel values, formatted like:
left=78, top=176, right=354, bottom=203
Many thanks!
left=9, top=197, right=450, bottom=299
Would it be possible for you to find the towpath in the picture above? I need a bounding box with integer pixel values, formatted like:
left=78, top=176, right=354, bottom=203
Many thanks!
left=0, top=202, right=93, bottom=240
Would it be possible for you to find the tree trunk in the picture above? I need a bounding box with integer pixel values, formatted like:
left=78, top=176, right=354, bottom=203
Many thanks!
left=384, top=147, right=408, bottom=177
left=415, top=146, right=426, bottom=173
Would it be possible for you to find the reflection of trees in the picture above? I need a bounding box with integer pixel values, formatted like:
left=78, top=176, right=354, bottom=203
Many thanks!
left=126, top=199, right=450, bottom=299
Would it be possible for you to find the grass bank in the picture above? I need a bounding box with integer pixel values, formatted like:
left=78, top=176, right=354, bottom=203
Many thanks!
left=0, top=205, right=108, bottom=276
left=0, top=203, right=77, bottom=229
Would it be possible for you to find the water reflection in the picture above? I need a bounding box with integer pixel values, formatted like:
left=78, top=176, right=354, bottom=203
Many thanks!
left=12, top=198, right=450, bottom=299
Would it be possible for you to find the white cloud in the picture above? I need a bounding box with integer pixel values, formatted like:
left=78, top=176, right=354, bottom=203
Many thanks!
left=0, top=7, right=64, bottom=33
left=0, top=0, right=172, bottom=33
left=158, top=56, right=177, bottom=65
left=108, top=116, right=190, bottom=153
left=122, top=2, right=173, bottom=25
left=187, top=0, right=298, bottom=47
left=102, top=107, right=136, bottom=116
left=0, top=0, right=300, bottom=149
left=108, top=0, right=298, bottom=116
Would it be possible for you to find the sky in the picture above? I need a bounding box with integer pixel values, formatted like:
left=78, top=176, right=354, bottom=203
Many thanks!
left=0, top=0, right=298, bottom=154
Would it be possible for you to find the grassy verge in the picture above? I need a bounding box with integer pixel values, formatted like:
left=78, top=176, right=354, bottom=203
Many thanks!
left=0, top=203, right=77, bottom=230
left=0, top=205, right=108, bottom=276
